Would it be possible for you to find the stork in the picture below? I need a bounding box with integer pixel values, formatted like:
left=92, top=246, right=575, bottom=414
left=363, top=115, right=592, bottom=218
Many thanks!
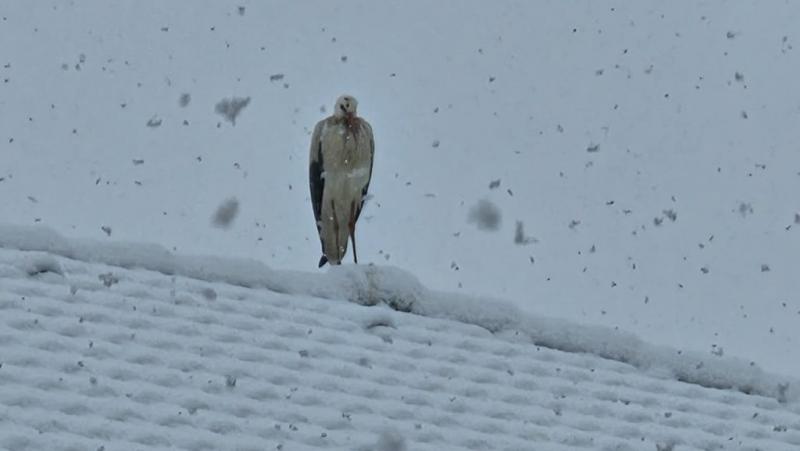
left=309, top=95, right=374, bottom=267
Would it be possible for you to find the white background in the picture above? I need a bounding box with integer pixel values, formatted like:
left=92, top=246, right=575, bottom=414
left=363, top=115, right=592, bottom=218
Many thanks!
left=1, top=1, right=798, bottom=376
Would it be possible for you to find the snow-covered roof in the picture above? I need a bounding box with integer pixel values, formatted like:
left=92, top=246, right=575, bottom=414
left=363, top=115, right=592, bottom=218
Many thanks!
left=1, top=225, right=798, bottom=451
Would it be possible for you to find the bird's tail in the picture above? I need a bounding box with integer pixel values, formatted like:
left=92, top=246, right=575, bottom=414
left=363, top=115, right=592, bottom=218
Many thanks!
left=318, top=255, right=329, bottom=268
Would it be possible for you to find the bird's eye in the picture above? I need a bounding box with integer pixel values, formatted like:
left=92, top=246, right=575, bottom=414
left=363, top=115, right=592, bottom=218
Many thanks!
left=340, top=104, right=347, bottom=112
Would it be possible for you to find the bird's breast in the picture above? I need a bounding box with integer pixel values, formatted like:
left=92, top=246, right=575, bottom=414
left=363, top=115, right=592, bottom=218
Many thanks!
left=320, top=124, right=371, bottom=174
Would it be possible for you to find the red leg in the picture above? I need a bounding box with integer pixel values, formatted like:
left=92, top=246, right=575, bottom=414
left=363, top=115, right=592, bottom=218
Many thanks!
left=331, top=200, right=341, bottom=264
left=349, top=201, right=358, bottom=264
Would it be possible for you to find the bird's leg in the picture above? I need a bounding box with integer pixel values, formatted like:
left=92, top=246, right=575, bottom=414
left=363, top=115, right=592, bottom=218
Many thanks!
left=331, top=200, right=341, bottom=263
left=349, top=201, right=358, bottom=264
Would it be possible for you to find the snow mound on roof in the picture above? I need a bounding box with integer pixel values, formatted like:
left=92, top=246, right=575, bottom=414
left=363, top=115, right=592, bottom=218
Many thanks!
left=0, top=223, right=796, bottom=403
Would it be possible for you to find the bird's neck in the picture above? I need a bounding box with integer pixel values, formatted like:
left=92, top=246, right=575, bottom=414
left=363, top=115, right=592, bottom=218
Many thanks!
left=335, top=114, right=360, bottom=136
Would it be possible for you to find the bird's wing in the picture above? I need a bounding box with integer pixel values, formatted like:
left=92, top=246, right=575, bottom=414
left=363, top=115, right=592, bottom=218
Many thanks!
left=356, top=121, right=374, bottom=222
left=309, top=121, right=325, bottom=230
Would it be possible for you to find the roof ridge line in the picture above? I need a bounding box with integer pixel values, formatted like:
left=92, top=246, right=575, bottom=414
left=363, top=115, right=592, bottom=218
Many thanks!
left=0, top=222, right=797, bottom=404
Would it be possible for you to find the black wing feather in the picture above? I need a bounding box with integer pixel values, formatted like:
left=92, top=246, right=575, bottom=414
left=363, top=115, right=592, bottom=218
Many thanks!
left=309, top=136, right=324, bottom=232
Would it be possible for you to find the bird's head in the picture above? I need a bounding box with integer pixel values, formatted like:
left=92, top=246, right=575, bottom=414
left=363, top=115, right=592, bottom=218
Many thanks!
left=334, top=95, right=358, bottom=118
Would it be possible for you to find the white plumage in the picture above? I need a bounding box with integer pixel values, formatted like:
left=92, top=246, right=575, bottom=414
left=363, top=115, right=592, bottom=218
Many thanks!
left=309, top=95, right=374, bottom=267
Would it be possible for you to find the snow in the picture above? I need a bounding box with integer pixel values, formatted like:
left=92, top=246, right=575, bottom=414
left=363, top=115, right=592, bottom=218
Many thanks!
left=211, top=197, right=240, bottom=228
left=214, top=97, right=251, bottom=126
left=373, top=431, right=408, bottom=451
left=1, top=2, right=800, bottom=444
left=1, top=224, right=797, bottom=406
left=1, top=230, right=800, bottom=450
left=468, top=199, right=502, bottom=231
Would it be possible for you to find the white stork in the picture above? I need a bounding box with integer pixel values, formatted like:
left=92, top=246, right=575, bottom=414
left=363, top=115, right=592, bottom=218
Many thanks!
left=309, top=95, right=374, bottom=267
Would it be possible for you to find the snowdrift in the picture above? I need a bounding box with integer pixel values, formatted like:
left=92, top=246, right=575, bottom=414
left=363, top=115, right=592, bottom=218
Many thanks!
left=0, top=223, right=796, bottom=404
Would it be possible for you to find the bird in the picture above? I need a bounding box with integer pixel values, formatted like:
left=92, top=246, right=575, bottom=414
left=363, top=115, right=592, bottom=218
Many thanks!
left=309, top=95, right=374, bottom=267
